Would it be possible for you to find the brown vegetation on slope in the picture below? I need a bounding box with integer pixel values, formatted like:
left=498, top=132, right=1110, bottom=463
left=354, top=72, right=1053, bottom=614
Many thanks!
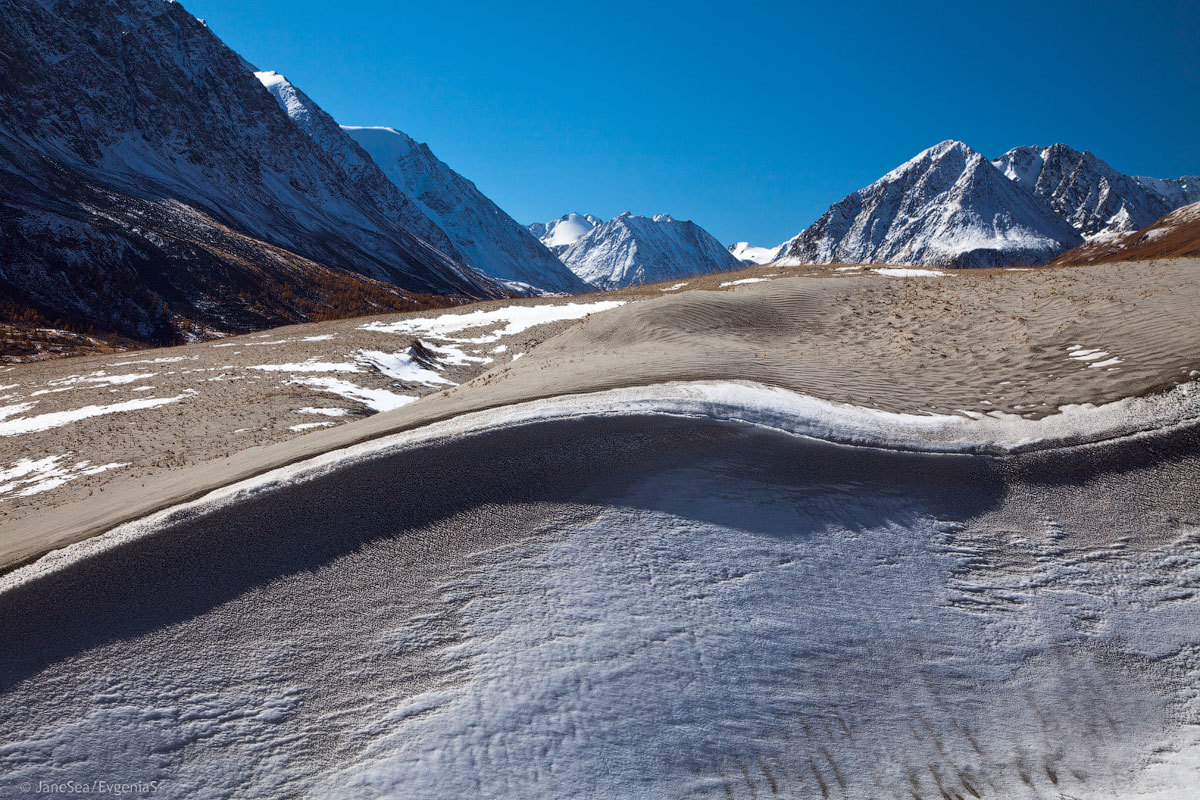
left=0, top=200, right=478, bottom=361
left=1052, top=202, right=1200, bottom=265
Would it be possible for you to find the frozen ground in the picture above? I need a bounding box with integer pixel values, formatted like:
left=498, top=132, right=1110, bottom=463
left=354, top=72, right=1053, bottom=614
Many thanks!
left=1, top=396, right=1198, bottom=798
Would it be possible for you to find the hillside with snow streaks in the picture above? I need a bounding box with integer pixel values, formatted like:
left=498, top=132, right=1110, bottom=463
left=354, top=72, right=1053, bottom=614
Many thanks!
left=993, top=144, right=1200, bottom=238
left=344, top=127, right=590, bottom=294
left=255, top=73, right=470, bottom=267
left=560, top=213, right=742, bottom=289
left=779, top=140, right=1083, bottom=268
left=0, top=0, right=508, bottom=345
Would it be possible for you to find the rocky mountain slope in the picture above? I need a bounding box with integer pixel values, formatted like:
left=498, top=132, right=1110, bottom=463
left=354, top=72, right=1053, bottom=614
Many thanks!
left=1052, top=201, right=1200, bottom=265
left=993, top=144, right=1200, bottom=238
left=342, top=126, right=589, bottom=294
left=777, top=141, right=1084, bottom=268
left=528, top=213, right=603, bottom=255
left=0, top=0, right=503, bottom=346
left=1135, top=174, right=1200, bottom=211
left=559, top=212, right=742, bottom=289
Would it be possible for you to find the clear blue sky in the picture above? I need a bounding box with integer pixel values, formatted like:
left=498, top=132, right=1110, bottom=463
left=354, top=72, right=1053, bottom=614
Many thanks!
left=185, top=0, right=1199, bottom=246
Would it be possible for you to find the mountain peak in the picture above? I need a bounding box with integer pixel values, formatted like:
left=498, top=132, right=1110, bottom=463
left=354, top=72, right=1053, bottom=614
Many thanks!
left=992, top=143, right=1193, bottom=237
left=925, top=139, right=974, bottom=158
left=560, top=214, right=741, bottom=289
left=781, top=141, right=1081, bottom=268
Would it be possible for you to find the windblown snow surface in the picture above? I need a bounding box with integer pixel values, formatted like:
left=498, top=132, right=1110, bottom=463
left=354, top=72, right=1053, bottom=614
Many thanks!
left=2, top=381, right=1199, bottom=799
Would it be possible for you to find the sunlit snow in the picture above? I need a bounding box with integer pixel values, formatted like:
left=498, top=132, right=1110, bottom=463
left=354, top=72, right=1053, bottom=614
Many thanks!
left=359, top=301, right=625, bottom=344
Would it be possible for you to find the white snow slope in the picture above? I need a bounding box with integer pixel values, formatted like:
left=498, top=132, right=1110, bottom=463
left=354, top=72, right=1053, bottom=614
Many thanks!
left=728, top=241, right=785, bottom=264
left=559, top=212, right=744, bottom=289
left=342, top=127, right=590, bottom=294
left=778, top=140, right=1084, bottom=268
left=527, top=213, right=603, bottom=253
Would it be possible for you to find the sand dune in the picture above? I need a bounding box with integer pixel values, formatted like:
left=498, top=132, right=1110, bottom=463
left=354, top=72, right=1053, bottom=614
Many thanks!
left=2, top=258, right=1198, bottom=571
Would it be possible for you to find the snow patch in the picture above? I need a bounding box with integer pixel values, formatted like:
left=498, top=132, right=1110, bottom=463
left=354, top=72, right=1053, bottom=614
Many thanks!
left=873, top=268, right=948, bottom=277
left=359, top=301, right=625, bottom=344
left=0, top=393, right=195, bottom=437
left=287, top=378, right=415, bottom=413
left=32, top=371, right=157, bottom=395
left=296, top=407, right=350, bottom=417
left=0, top=456, right=127, bottom=500
left=288, top=422, right=335, bottom=432
left=356, top=350, right=454, bottom=387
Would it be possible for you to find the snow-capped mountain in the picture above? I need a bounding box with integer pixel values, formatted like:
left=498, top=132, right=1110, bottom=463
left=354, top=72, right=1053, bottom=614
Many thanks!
left=992, top=144, right=1198, bottom=238
left=342, top=127, right=590, bottom=295
left=0, top=0, right=503, bottom=343
left=560, top=213, right=742, bottom=289
left=729, top=241, right=785, bottom=264
left=778, top=141, right=1084, bottom=268
left=528, top=213, right=604, bottom=254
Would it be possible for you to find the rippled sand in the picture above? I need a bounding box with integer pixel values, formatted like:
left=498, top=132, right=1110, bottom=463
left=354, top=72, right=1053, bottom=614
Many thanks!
left=3, top=258, right=1198, bottom=570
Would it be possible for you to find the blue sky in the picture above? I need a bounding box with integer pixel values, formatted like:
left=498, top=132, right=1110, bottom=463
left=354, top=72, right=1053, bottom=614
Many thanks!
left=186, top=0, right=1199, bottom=246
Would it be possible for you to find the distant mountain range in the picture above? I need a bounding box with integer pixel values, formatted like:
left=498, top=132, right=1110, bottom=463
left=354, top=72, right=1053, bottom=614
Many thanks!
left=728, top=242, right=783, bottom=265
left=741, top=140, right=1200, bottom=269
left=531, top=213, right=742, bottom=290
left=2, top=0, right=1197, bottom=349
left=777, top=141, right=1083, bottom=268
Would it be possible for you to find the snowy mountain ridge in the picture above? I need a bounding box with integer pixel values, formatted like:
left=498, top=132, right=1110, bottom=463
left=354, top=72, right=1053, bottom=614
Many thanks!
left=992, top=144, right=1200, bottom=238
left=342, top=126, right=590, bottom=295
left=777, top=140, right=1084, bottom=268
left=252, top=72, right=472, bottom=270
left=558, top=212, right=742, bottom=289
left=771, top=140, right=1199, bottom=269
